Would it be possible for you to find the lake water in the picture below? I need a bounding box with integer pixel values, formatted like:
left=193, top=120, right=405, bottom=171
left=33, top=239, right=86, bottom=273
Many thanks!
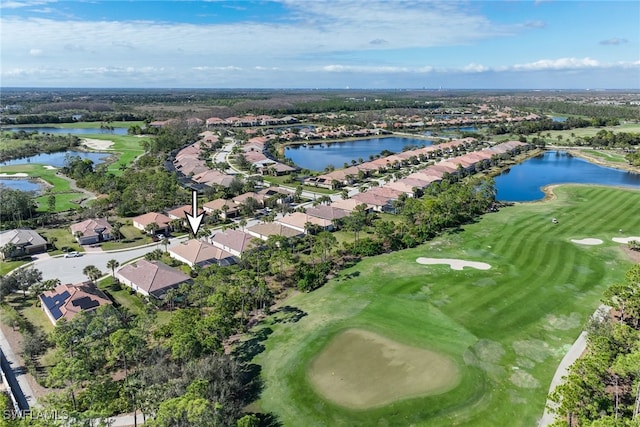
left=285, top=137, right=434, bottom=171
left=0, top=178, right=44, bottom=193
left=0, top=150, right=111, bottom=168
left=494, top=151, right=640, bottom=201
left=4, top=126, right=129, bottom=135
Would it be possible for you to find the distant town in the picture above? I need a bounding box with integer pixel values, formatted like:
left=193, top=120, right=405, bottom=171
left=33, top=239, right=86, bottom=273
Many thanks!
left=0, top=88, right=639, bottom=427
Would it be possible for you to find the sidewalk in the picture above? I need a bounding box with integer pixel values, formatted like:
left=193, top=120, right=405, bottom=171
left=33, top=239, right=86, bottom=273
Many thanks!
left=0, top=323, right=39, bottom=409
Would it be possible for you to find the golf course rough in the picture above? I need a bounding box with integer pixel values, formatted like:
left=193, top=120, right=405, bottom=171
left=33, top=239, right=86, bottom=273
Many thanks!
left=254, top=185, right=640, bottom=426
left=307, top=328, right=460, bottom=409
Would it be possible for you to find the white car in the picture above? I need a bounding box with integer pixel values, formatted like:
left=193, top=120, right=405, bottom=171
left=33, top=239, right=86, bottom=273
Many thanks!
left=64, top=251, right=82, bottom=258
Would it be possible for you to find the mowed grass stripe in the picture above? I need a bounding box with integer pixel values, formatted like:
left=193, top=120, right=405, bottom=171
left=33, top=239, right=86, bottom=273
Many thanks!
left=255, top=185, right=640, bottom=427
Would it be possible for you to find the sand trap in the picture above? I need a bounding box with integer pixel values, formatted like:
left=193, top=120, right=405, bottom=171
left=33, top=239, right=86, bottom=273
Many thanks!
left=43, top=165, right=57, bottom=170
left=308, top=329, right=459, bottom=409
left=416, top=257, right=491, bottom=270
left=613, top=236, right=640, bottom=244
left=0, top=173, right=28, bottom=177
left=82, top=138, right=114, bottom=150
left=570, top=238, right=603, bottom=245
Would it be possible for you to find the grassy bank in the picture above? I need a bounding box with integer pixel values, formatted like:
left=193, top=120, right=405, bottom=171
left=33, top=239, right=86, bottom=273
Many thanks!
left=0, top=164, right=89, bottom=212
left=79, top=134, right=148, bottom=175
left=253, top=185, right=640, bottom=426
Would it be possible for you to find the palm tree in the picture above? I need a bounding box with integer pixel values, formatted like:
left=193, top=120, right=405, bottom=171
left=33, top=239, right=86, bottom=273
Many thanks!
left=144, top=222, right=159, bottom=236
left=111, top=222, right=122, bottom=242
left=82, top=265, right=102, bottom=283
left=315, top=231, right=337, bottom=262
left=106, top=259, right=120, bottom=278
left=160, top=236, right=169, bottom=253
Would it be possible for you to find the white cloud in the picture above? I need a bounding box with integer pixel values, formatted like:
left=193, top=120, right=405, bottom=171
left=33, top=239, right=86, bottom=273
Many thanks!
left=29, top=48, right=43, bottom=56
left=0, top=0, right=55, bottom=9
left=511, top=57, right=600, bottom=71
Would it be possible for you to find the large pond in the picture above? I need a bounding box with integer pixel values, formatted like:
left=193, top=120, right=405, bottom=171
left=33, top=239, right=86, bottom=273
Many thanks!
left=495, top=151, right=640, bottom=202
left=0, top=178, right=44, bottom=193
left=285, top=137, right=434, bottom=171
left=3, top=126, right=129, bottom=135
left=0, top=150, right=111, bottom=168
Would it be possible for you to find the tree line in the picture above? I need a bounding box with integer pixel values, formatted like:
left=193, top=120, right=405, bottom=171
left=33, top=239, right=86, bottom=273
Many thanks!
left=550, top=265, right=640, bottom=426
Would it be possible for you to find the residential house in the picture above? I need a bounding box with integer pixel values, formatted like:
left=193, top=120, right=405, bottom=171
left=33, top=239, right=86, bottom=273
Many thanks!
left=40, top=282, right=112, bottom=325
left=246, top=222, right=303, bottom=241
left=0, top=229, right=47, bottom=259
left=116, top=259, right=191, bottom=298
left=209, top=229, right=260, bottom=257
left=132, top=212, right=172, bottom=235
left=165, top=205, right=205, bottom=227
left=305, top=205, right=350, bottom=221
left=70, top=218, right=113, bottom=245
left=168, top=239, right=236, bottom=268
left=276, top=212, right=333, bottom=233
left=202, top=199, right=240, bottom=219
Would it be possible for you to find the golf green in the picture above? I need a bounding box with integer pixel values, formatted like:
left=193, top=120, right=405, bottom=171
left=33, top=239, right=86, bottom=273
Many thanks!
left=254, top=185, right=640, bottom=426
left=308, top=328, right=460, bottom=409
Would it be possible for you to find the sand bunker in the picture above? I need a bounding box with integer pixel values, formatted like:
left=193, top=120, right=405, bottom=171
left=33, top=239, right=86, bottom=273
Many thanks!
left=308, top=329, right=460, bottom=409
left=0, top=173, right=28, bottom=177
left=82, top=138, right=114, bottom=150
left=43, top=165, right=57, bottom=170
left=613, top=236, right=640, bottom=244
left=416, top=257, right=491, bottom=270
left=570, top=238, right=603, bottom=245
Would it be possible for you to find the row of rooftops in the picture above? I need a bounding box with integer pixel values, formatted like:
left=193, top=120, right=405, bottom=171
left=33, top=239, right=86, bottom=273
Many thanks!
left=205, top=115, right=297, bottom=127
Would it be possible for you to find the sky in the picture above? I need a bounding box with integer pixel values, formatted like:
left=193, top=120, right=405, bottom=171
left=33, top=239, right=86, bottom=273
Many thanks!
left=1, top=0, right=639, bottom=89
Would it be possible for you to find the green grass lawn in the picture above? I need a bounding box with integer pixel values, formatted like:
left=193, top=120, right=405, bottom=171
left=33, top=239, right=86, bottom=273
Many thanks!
left=37, top=228, right=83, bottom=255
left=253, top=184, right=640, bottom=426
left=98, top=277, right=147, bottom=316
left=577, top=149, right=628, bottom=163
left=0, top=260, right=28, bottom=275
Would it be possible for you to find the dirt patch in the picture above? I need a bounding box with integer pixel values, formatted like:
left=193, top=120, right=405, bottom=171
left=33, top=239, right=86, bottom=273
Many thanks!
left=621, top=245, right=640, bottom=263
left=416, top=257, right=491, bottom=271
left=308, top=329, right=460, bottom=409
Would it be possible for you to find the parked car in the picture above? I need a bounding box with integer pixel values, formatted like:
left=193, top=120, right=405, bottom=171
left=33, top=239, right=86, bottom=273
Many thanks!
left=64, top=251, right=82, bottom=258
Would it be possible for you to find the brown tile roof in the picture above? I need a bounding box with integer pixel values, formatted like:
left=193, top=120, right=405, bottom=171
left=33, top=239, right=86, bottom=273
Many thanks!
left=117, top=260, right=190, bottom=295
left=132, top=212, right=172, bottom=228
left=305, top=205, right=350, bottom=221
left=246, top=222, right=303, bottom=240
left=169, top=239, right=234, bottom=265
left=70, top=218, right=112, bottom=238
left=209, top=229, right=260, bottom=255
left=40, top=281, right=112, bottom=324
left=166, top=205, right=204, bottom=219
left=276, top=212, right=332, bottom=230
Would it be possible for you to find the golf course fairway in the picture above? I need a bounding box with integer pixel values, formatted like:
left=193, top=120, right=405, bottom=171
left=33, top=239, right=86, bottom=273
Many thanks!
left=252, top=185, right=640, bottom=426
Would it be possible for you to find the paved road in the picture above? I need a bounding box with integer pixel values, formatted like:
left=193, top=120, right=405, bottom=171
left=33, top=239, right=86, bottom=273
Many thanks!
left=29, top=237, right=188, bottom=284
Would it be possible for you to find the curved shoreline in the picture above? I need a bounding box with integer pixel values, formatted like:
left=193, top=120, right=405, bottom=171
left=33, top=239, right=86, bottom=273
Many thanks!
left=564, top=148, right=640, bottom=174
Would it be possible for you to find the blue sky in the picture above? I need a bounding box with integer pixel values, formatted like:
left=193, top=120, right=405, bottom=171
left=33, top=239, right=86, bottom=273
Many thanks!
left=1, top=0, right=638, bottom=89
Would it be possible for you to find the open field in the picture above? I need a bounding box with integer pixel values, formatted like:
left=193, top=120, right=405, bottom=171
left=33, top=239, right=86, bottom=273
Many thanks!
left=253, top=184, right=640, bottom=426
